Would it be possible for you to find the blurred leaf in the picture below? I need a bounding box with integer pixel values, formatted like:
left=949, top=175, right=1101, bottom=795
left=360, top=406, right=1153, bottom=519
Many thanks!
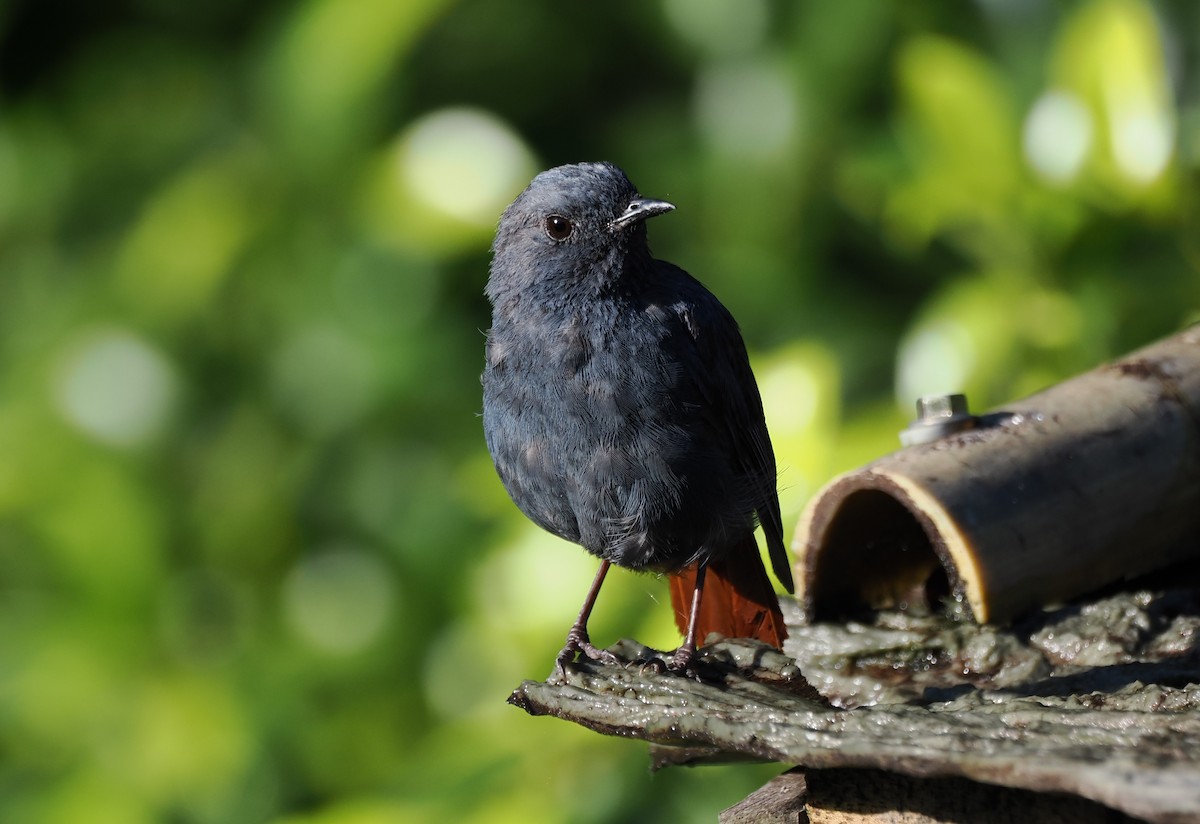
left=31, top=453, right=163, bottom=605
left=112, top=674, right=252, bottom=810
left=262, top=0, right=450, bottom=164
left=116, top=147, right=267, bottom=326
left=1051, top=0, right=1177, bottom=205
left=887, top=36, right=1023, bottom=259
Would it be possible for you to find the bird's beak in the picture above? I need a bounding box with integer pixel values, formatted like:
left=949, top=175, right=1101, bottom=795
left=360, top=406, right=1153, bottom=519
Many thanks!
left=609, top=197, right=675, bottom=230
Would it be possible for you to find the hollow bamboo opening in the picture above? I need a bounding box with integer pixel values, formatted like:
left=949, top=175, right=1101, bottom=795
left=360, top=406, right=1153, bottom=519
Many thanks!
left=803, top=481, right=955, bottom=622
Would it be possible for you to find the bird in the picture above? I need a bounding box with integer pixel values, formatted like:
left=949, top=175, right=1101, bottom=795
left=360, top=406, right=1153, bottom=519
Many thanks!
left=481, top=161, right=792, bottom=676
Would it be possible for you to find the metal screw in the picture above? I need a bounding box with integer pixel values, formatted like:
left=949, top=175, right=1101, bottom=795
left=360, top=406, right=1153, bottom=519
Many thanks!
left=900, top=393, right=976, bottom=447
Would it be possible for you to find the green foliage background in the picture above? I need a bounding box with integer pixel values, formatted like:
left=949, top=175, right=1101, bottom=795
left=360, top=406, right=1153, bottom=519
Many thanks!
left=0, top=1, right=1197, bottom=821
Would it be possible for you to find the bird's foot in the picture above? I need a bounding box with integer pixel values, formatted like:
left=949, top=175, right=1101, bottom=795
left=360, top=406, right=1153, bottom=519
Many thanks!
left=669, top=640, right=697, bottom=673
left=552, top=625, right=621, bottom=681
left=637, top=641, right=702, bottom=679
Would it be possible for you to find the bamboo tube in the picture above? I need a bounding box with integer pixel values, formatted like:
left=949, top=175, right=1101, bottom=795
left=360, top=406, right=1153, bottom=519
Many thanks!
left=793, top=327, right=1200, bottom=624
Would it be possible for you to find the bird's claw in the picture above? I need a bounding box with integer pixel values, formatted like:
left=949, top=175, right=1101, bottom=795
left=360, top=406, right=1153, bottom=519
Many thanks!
left=637, top=656, right=667, bottom=675
left=552, top=626, right=621, bottom=680
left=635, top=643, right=702, bottom=679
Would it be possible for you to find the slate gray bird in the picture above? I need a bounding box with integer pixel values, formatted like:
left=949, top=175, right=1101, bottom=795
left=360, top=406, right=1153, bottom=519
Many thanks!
left=482, top=161, right=792, bottom=675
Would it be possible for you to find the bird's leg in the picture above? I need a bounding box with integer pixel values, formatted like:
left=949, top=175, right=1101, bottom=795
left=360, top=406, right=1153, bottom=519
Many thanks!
left=668, top=561, right=708, bottom=673
left=554, top=559, right=621, bottom=679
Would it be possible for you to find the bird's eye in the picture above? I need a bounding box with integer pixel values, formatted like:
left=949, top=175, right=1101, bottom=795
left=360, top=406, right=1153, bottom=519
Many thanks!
left=543, top=215, right=574, bottom=241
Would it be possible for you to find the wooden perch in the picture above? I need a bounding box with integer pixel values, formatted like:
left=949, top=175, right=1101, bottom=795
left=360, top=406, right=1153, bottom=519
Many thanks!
left=794, top=327, right=1200, bottom=624
left=510, top=584, right=1200, bottom=824
left=724, top=768, right=1144, bottom=824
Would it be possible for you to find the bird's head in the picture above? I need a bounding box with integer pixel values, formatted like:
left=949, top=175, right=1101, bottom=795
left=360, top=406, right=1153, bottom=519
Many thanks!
left=487, top=162, right=674, bottom=303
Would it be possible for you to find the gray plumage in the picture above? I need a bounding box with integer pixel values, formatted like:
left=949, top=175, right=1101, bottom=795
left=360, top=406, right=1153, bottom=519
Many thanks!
left=482, top=162, right=792, bottom=592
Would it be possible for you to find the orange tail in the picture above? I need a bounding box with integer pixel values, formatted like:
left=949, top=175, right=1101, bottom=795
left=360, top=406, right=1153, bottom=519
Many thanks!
left=668, top=535, right=788, bottom=649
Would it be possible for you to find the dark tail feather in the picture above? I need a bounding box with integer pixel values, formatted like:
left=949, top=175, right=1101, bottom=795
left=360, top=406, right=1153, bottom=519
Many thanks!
left=668, top=535, right=788, bottom=649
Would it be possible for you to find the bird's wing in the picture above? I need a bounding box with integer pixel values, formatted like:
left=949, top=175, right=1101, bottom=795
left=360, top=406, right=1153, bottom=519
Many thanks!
left=661, top=266, right=793, bottom=592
